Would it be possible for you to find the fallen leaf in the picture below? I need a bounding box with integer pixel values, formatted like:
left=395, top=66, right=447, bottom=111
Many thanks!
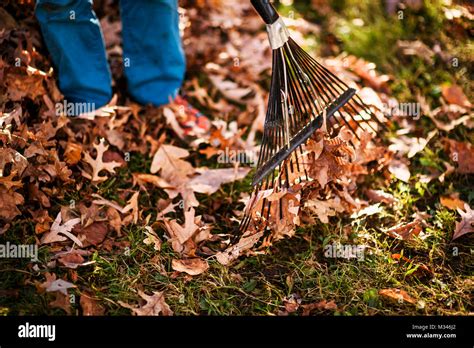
left=397, top=40, right=434, bottom=64
left=5, top=71, right=46, bottom=101
left=208, top=74, right=252, bottom=103
left=351, top=203, right=383, bottom=219
left=75, top=222, right=108, bottom=247
left=150, top=144, right=192, bottom=175
left=388, top=160, right=411, bottom=182
left=304, top=197, right=345, bottom=224
left=40, top=273, right=76, bottom=295
left=121, top=191, right=140, bottom=225
left=57, top=252, right=85, bottom=269
left=383, top=220, right=422, bottom=240
left=379, top=288, right=416, bottom=305
left=440, top=194, right=466, bottom=210
left=365, top=189, right=397, bottom=205
left=453, top=204, right=474, bottom=240
left=132, top=173, right=172, bottom=189
left=41, top=212, right=82, bottom=246
left=444, top=138, right=474, bottom=174
left=160, top=208, right=211, bottom=256
left=163, top=107, right=185, bottom=139
left=0, top=186, right=24, bottom=221
left=281, top=294, right=301, bottom=314
left=81, top=138, right=122, bottom=182
left=441, top=84, right=472, bottom=108
left=172, top=258, right=209, bottom=275
left=143, top=226, right=162, bottom=251
left=189, top=167, right=251, bottom=195
left=80, top=292, right=105, bottom=315
left=118, top=290, right=173, bottom=316
left=215, top=230, right=264, bottom=265
left=64, top=142, right=82, bottom=165
left=388, top=130, right=437, bottom=158
left=301, top=300, right=337, bottom=315
left=49, top=291, right=72, bottom=315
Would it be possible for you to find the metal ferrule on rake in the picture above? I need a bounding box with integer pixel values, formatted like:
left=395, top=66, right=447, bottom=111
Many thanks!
left=266, top=17, right=290, bottom=49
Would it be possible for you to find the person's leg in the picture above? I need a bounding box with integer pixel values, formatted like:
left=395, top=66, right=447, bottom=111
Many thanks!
left=35, top=0, right=112, bottom=108
left=120, top=0, right=185, bottom=106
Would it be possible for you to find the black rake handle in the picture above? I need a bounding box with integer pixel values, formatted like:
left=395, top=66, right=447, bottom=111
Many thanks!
left=251, top=0, right=280, bottom=24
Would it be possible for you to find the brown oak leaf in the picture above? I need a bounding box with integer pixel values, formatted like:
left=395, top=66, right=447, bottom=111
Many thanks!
left=40, top=212, right=82, bottom=246
left=81, top=138, right=122, bottom=182
left=172, top=258, right=209, bottom=276
left=118, top=290, right=173, bottom=316
left=453, top=204, right=474, bottom=240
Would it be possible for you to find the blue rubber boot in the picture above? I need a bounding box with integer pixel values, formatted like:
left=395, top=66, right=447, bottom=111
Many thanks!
left=35, top=0, right=112, bottom=109
left=120, top=0, right=185, bottom=106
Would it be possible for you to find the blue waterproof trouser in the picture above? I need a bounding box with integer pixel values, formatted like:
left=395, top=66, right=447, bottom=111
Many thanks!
left=35, top=0, right=185, bottom=107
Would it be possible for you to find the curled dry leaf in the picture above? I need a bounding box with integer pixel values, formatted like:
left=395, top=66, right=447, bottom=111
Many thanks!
left=365, top=189, right=397, bottom=205
left=64, top=142, right=82, bottom=165
left=397, top=40, right=435, bottom=64
left=388, top=130, right=437, bottom=158
left=215, top=230, right=264, bottom=265
left=150, top=143, right=198, bottom=208
left=57, top=252, right=85, bottom=269
left=118, top=290, right=173, bottom=316
left=41, top=212, right=82, bottom=246
left=305, top=197, right=345, bottom=224
left=0, top=148, right=28, bottom=177
left=172, top=258, right=209, bottom=276
left=388, top=159, right=411, bottom=182
left=163, top=107, right=185, bottom=139
left=281, top=294, right=302, bottom=315
left=379, top=288, right=416, bottom=305
left=143, top=226, right=162, bottom=251
left=189, top=167, right=251, bottom=195
left=301, top=300, right=337, bottom=315
left=150, top=142, right=250, bottom=210
left=91, top=192, right=140, bottom=226
left=0, top=186, right=24, bottom=221
left=39, top=273, right=76, bottom=296
left=132, top=173, right=172, bottom=189
left=453, top=204, right=474, bottom=240
left=441, top=84, right=472, bottom=108
left=208, top=74, right=253, bottom=104
left=350, top=203, right=383, bottom=219
left=160, top=208, right=211, bottom=257
left=383, top=220, right=422, bottom=240
left=5, top=70, right=46, bottom=101
left=121, top=191, right=140, bottom=225
left=440, top=194, right=466, bottom=210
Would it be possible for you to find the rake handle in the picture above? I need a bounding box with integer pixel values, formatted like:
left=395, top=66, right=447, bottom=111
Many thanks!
left=251, top=0, right=280, bottom=24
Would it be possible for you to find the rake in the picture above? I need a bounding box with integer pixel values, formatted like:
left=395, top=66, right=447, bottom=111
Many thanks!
left=237, top=0, right=385, bottom=236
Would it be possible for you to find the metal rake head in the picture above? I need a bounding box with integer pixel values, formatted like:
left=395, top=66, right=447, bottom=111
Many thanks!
left=252, top=36, right=385, bottom=187
left=236, top=1, right=386, bottom=237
